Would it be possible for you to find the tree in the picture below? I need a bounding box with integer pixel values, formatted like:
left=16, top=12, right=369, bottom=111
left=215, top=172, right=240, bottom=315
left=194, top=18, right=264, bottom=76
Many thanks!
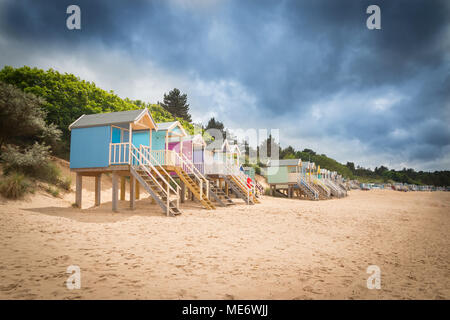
left=280, top=145, right=295, bottom=159
left=205, top=117, right=225, bottom=134
left=160, top=88, right=192, bottom=122
left=0, top=82, right=61, bottom=151
left=0, top=66, right=195, bottom=157
left=346, top=162, right=356, bottom=173
left=302, top=148, right=316, bottom=155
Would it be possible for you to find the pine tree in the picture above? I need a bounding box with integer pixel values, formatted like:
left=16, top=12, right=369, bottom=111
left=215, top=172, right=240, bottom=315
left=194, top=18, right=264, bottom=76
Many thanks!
left=205, top=117, right=224, bottom=132
left=160, top=88, right=192, bottom=122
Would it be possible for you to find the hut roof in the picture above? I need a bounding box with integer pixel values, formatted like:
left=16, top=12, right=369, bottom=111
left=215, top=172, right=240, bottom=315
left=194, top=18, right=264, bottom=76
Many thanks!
left=168, top=134, right=206, bottom=146
left=69, top=108, right=155, bottom=130
left=267, top=159, right=301, bottom=167
left=155, top=121, right=187, bottom=137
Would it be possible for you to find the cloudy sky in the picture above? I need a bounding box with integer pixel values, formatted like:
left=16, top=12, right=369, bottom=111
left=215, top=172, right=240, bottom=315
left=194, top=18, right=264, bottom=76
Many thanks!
left=0, top=0, right=449, bottom=170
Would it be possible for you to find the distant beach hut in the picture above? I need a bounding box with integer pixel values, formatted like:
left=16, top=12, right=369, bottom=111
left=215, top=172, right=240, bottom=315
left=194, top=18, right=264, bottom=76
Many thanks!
left=203, top=138, right=259, bottom=205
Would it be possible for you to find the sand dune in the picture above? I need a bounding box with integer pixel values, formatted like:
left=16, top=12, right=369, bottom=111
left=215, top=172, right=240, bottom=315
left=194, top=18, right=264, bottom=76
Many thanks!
left=0, top=171, right=449, bottom=299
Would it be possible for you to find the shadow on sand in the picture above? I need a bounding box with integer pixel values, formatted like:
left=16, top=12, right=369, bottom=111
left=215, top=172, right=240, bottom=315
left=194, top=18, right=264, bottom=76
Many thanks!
left=22, top=197, right=209, bottom=223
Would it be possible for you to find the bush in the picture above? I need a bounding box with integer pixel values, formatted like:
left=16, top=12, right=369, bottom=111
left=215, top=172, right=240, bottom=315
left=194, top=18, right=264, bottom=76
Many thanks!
left=35, top=162, right=61, bottom=184
left=45, top=186, right=59, bottom=197
left=264, top=187, right=271, bottom=196
left=0, top=172, right=32, bottom=199
left=1, top=143, right=61, bottom=184
left=59, top=176, right=72, bottom=191
left=2, top=143, right=50, bottom=173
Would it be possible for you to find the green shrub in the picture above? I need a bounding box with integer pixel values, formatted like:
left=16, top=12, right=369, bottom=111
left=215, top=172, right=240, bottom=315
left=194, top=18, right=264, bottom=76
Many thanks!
left=59, top=176, right=72, bottom=191
left=264, top=187, right=271, bottom=196
left=0, top=173, right=32, bottom=199
left=46, top=186, right=59, bottom=197
left=1, top=143, right=61, bottom=184
left=2, top=142, right=50, bottom=174
left=35, top=162, right=61, bottom=184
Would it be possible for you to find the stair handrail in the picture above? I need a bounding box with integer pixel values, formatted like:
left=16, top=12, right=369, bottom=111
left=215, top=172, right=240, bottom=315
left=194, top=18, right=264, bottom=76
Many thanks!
left=234, top=165, right=256, bottom=197
left=130, top=147, right=179, bottom=215
left=255, top=181, right=264, bottom=196
left=225, top=163, right=250, bottom=204
left=298, top=174, right=319, bottom=200
left=325, top=179, right=343, bottom=197
left=178, top=152, right=209, bottom=199
left=314, top=178, right=331, bottom=197
left=323, top=178, right=340, bottom=197
left=130, top=163, right=171, bottom=216
left=140, top=145, right=180, bottom=197
left=237, top=170, right=256, bottom=197
left=131, top=147, right=168, bottom=193
left=170, top=151, right=204, bottom=200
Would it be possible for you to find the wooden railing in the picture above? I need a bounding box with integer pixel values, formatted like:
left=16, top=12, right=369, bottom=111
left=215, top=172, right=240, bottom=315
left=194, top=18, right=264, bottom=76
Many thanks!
left=109, top=143, right=130, bottom=165
left=139, top=145, right=181, bottom=200
left=313, top=178, right=331, bottom=197
left=193, top=163, right=204, bottom=174
left=140, top=146, right=208, bottom=200
left=224, top=162, right=252, bottom=204
left=204, top=162, right=226, bottom=175
left=130, top=145, right=180, bottom=215
left=179, top=152, right=209, bottom=199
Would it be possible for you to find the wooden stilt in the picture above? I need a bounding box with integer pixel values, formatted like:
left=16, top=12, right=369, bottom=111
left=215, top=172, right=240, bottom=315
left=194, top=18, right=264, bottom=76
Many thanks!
left=94, top=174, right=101, bottom=206
left=75, top=173, right=82, bottom=208
left=120, top=176, right=126, bottom=200
left=112, top=172, right=118, bottom=212
left=130, top=175, right=135, bottom=210
left=135, top=180, right=140, bottom=199
left=180, top=180, right=185, bottom=203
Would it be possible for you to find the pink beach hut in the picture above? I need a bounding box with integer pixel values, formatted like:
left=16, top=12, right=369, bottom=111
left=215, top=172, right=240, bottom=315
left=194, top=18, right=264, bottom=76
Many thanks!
left=168, top=134, right=207, bottom=173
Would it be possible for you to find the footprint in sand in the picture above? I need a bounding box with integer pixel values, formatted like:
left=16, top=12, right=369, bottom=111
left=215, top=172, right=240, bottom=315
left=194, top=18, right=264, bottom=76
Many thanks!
left=0, top=283, right=19, bottom=291
left=303, top=285, right=321, bottom=295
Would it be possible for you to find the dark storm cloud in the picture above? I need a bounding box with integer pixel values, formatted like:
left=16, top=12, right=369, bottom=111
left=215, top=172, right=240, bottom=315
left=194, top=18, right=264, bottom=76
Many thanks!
left=0, top=0, right=449, bottom=168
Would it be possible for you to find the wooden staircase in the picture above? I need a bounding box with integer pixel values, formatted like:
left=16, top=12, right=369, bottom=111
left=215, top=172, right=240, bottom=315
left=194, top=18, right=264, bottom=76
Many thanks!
left=255, top=181, right=264, bottom=197
left=313, top=179, right=331, bottom=199
left=297, top=176, right=319, bottom=200
left=223, top=175, right=258, bottom=205
left=130, top=145, right=181, bottom=217
left=174, top=167, right=216, bottom=210
left=130, top=166, right=181, bottom=216
left=323, top=179, right=345, bottom=198
left=206, top=178, right=234, bottom=207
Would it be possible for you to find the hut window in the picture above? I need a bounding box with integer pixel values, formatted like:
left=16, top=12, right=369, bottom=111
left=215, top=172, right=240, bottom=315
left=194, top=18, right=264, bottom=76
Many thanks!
left=288, top=166, right=297, bottom=173
left=112, top=127, right=121, bottom=143
left=111, top=126, right=130, bottom=143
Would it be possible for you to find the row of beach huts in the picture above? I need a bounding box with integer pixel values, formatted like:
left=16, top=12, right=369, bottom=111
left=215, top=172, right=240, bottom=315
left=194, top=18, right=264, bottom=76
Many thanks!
left=73, top=108, right=445, bottom=217
left=69, top=108, right=352, bottom=216
left=69, top=108, right=263, bottom=216
left=263, top=159, right=349, bottom=200
left=359, top=183, right=449, bottom=192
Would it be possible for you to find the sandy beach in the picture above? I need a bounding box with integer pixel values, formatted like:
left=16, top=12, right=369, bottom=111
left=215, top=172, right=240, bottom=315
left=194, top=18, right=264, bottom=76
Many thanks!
left=0, top=167, right=449, bottom=299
